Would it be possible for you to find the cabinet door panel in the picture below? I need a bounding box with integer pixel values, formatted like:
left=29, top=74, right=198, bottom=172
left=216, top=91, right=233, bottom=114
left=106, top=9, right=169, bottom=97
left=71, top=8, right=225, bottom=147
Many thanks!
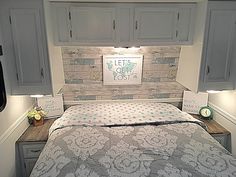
left=211, top=134, right=231, bottom=152
left=24, top=158, right=38, bottom=177
left=205, top=10, right=236, bottom=83
left=134, top=8, right=178, bottom=42
left=116, top=7, right=134, bottom=47
left=177, top=7, right=195, bottom=43
left=10, top=9, right=45, bottom=86
left=22, top=143, right=45, bottom=158
left=70, top=6, right=116, bottom=44
left=52, top=4, right=71, bottom=43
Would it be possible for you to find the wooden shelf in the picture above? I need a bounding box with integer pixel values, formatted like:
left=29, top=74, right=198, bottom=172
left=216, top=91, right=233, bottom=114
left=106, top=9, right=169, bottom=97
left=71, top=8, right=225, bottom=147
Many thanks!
left=191, top=114, right=231, bottom=152
left=191, top=114, right=230, bottom=135
left=17, top=119, right=56, bottom=142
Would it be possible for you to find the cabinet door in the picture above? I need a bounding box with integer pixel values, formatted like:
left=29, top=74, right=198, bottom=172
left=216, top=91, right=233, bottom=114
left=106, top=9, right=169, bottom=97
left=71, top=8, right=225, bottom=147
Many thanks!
left=115, top=6, right=134, bottom=47
left=10, top=8, right=51, bottom=94
left=134, top=7, right=178, bottom=44
left=177, top=6, right=195, bottom=43
left=70, top=6, right=116, bottom=45
left=51, top=3, right=71, bottom=44
left=211, top=134, right=231, bottom=152
left=203, top=10, right=236, bottom=89
left=24, top=158, right=38, bottom=177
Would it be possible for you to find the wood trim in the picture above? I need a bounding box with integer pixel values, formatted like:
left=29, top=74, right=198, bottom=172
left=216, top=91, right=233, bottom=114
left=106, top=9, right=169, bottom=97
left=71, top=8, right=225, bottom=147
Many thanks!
left=17, top=119, right=56, bottom=142
left=204, top=120, right=230, bottom=135
left=191, top=114, right=230, bottom=135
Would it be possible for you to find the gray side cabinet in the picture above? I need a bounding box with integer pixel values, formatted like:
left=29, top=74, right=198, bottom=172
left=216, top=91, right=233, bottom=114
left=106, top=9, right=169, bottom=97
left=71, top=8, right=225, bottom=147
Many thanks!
left=212, top=134, right=231, bottom=152
left=17, top=142, right=46, bottom=177
left=199, top=3, right=236, bottom=91
left=1, top=0, right=51, bottom=95
left=16, top=119, right=56, bottom=177
left=51, top=3, right=196, bottom=46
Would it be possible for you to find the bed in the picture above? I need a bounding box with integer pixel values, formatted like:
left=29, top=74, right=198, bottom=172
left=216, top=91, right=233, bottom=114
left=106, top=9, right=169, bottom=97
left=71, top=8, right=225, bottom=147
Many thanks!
left=30, top=102, right=236, bottom=177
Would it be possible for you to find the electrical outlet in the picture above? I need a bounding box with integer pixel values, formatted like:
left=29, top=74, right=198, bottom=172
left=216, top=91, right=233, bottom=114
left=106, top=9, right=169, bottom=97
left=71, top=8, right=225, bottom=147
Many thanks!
left=90, top=71, right=101, bottom=80
left=168, top=69, right=176, bottom=78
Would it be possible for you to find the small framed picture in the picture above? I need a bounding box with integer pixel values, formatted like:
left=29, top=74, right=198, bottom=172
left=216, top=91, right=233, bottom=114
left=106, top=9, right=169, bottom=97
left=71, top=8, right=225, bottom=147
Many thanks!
left=182, top=91, right=208, bottom=114
left=37, top=94, right=64, bottom=119
left=103, top=55, right=143, bottom=85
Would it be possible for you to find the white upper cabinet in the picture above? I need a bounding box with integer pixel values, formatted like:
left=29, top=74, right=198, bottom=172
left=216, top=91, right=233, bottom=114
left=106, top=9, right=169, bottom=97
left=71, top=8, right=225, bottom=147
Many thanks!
left=52, top=3, right=116, bottom=46
left=177, top=1, right=236, bottom=92
left=7, top=3, right=52, bottom=94
left=51, top=3, right=196, bottom=46
left=134, top=7, right=178, bottom=43
left=115, top=6, right=134, bottom=47
left=203, top=10, right=235, bottom=83
left=0, top=0, right=64, bottom=95
left=133, top=4, right=195, bottom=45
left=199, top=8, right=236, bottom=91
left=70, top=6, right=116, bottom=45
left=10, top=9, right=49, bottom=89
left=51, top=4, right=71, bottom=44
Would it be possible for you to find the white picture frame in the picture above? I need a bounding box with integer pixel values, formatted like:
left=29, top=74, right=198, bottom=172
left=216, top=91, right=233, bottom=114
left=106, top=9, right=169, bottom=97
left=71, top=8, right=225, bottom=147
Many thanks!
left=37, top=94, right=64, bottom=119
left=103, top=55, right=143, bottom=85
left=182, top=91, right=208, bottom=114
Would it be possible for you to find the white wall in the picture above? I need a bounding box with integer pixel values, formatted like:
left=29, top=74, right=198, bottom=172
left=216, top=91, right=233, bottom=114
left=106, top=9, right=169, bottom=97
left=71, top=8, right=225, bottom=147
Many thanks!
left=209, top=91, right=236, bottom=156
left=0, top=96, right=34, bottom=135
left=0, top=22, right=34, bottom=177
left=209, top=91, right=236, bottom=117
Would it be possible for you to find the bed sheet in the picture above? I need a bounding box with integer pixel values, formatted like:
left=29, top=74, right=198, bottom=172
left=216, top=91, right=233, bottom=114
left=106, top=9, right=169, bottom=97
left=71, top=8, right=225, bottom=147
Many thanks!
left=49, top=102, right=205, bottom=135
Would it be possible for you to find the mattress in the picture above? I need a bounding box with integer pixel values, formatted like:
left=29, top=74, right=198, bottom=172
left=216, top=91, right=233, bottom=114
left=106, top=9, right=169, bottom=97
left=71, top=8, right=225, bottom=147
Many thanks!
left=30, top=102, right=236, bottom=177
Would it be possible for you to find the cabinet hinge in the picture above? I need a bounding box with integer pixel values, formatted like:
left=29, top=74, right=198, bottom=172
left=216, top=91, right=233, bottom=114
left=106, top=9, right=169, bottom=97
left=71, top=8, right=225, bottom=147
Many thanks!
left=69, top=11, right=71, bottom=20
left=70, top=30, right=72, bottom=38
left=9, top=16, right=12, bottom=24
left=177, top=12, right=180, bottom=21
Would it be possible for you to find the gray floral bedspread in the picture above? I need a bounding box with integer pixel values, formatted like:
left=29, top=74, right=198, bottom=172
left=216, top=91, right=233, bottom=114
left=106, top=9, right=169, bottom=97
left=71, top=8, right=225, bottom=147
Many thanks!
left=30, top=103, right=236, bottom=177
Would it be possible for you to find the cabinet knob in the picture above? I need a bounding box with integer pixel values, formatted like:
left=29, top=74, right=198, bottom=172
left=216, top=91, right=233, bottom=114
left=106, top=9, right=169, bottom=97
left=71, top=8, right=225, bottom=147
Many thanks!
left=113, top=20, right=115, bottom=30
left=135, top=21, right=138, bottom=30
left=30, top=149, right=41, bottom=153
left=41, top=68, right=44, bottom=78
left=176, top=30, right=179, bottom=38
left=207, top=65, right=210, bottom=75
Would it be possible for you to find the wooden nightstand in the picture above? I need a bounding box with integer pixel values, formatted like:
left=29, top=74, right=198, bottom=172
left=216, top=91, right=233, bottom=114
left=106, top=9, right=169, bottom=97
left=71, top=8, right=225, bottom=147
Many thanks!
left=191, top=114, right=231, bottom=152
left=16, top=119, right=56, bottom=177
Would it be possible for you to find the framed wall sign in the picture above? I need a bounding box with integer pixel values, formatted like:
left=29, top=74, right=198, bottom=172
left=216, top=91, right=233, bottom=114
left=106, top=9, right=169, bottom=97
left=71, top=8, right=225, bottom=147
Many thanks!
left=182, top=91, right=208, bottom=114
left=37, top=94, right=64, bottom=118
left=103, top=55, right=143, bottom=85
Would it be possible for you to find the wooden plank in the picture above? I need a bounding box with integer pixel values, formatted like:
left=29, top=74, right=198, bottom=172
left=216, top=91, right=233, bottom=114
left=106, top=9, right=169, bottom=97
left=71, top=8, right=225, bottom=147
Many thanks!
left=191, top=114, right=230, bottom=135
left=17, top=119, right=56, bottom=142
left=205, top=120, right=230, bottom=135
